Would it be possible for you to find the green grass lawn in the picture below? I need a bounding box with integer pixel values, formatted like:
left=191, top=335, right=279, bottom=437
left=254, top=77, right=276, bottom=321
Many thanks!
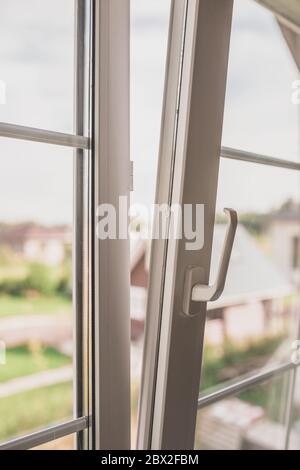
left=200, top=335, right=285, bottom=391
left=0, top=346, right=72, bottom=383
left=0, top=295, right=71, bottom=318
left=0, top=382, right=73, bottom=442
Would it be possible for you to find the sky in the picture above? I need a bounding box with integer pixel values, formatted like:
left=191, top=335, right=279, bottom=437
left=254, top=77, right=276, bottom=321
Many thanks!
left=0, top=0, right=74, bottom=225
left=0, top=0, right=299, bottom=225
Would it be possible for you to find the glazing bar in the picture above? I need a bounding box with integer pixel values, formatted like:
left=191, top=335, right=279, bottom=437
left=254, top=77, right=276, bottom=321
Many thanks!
left=0, top=122, right=89, bottom=149
left=0, top=417, right=88, bottom=450
left=221, top=146, right=300, bottom=172
left=198, top=361, right=296, bottom=409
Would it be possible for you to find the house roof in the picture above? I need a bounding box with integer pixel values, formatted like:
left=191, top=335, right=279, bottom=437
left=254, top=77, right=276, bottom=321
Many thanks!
left=270, top=201, right=300, bottom=222
left=208, top=224, right=292, bottom=309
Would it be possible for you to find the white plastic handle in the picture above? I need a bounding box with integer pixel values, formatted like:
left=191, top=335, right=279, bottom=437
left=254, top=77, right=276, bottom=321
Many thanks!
left=182, top=208, right=237, bottom=316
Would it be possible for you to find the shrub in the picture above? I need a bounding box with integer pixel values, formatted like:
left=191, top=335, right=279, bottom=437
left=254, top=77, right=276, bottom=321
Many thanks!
left=0, top=260, right=71, bottom=298
left=24, top=262, right=56, bottom=296
left=56, top=276, right=72, bottom=299
left=0, top=278, right=25, bottom=297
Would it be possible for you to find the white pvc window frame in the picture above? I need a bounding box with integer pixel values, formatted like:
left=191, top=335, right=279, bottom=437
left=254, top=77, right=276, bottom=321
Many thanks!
left=93, top=0, right=131, bottom=451
left=0, top=0, right=131, bottom=451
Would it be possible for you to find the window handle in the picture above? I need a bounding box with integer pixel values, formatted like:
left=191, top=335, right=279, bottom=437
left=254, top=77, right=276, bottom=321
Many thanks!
left=182, top=208, right=238, bottom=316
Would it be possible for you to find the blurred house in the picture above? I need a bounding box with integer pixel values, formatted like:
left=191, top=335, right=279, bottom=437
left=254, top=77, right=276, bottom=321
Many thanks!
left=195, top=399, right=264, bottom=450
left=268, top=201, right=300, bottom=286
left=130, top=225, right=293, bottom=345
left=0, top=223, right=71, bottom=265
left=206, top=224, right=292, bottom=346
left=195, top=398, right=300, bottom=450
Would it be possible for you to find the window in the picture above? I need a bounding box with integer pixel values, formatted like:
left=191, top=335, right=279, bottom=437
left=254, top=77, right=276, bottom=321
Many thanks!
left=0, top=0, right=131, bottom=451
left=0, top=0, right=92, bottom=450
left=138, top=0, right=300, bottom=451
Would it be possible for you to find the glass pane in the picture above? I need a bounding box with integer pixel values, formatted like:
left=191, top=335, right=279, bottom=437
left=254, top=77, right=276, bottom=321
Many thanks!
left=0, top=139, right=73, bottom=443
left=222, top=0, right=299, bottom=161
left=200, top=159, right=300, bottom=392
left=0, top=0, right=74, bottom=133
left=32, top=434, right=75, bottom=450
left=195, top=373, right=290, bottom=450
left=130, top=0, right=171, bottom=446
